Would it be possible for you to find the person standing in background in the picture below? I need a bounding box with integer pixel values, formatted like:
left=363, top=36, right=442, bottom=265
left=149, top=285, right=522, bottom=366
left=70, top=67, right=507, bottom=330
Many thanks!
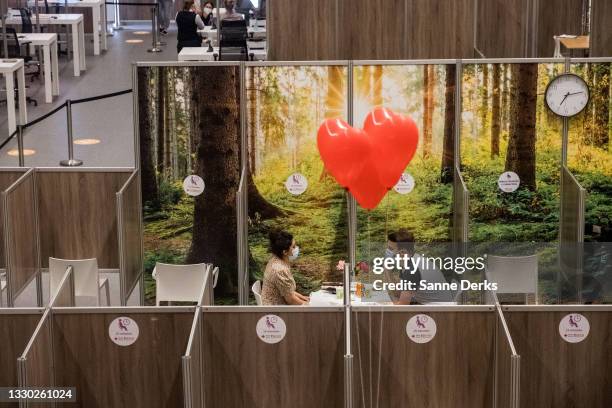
left=201, top=1, right=215, bottom=25
left=222, top=0, right=244, bottom=21
left=176, top=0, right=205, bottom=52
left=158, top=0, right=174, bottom=35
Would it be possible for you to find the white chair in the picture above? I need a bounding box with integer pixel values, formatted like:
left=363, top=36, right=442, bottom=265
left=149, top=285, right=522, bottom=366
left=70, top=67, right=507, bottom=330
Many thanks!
left=252, top=280, right=262, bottom=305
left=153, top=263, right=211, bottom=306
left=486, top=254, right=538, bottom=304
left=0, top=271, right=6, bottom=307
left=49, top=258, right=110, bottom=306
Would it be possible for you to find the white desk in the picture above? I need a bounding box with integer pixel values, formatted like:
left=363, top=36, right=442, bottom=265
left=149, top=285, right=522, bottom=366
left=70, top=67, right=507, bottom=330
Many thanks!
left=198, top=25, right=267, bottom=43
left=178, top=46, right=266, bottom=61
left=5, top=13, right=86, bottom=77
left=0, top=59, right=27, bottom=136
left=18, top=33, right=60, bottom=103
left=27, top=0, right=108, bottom=55
left=308, top=286, right=392, bottom=306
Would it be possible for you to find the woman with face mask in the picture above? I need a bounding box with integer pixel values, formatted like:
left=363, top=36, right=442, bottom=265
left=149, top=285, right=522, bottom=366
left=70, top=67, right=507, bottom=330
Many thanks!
left=201, top=1, right=214, bottom=25
left=261, top=229, right=310, bottom=305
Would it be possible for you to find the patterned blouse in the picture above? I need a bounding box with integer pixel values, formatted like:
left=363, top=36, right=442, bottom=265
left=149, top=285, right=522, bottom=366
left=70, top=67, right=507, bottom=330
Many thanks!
left=261, top=255, right=296, bottom=305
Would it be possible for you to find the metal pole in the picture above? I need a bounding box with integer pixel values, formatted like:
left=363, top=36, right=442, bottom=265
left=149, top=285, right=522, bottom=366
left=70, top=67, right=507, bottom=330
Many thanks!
left=1, top=14, right=7, bottom=58
left=113, top=0, right=123, bottom=30
left=147, top=5, right=162, bottom=52
left=343, top=263, right=353, bottom=408
left=17, top=125, right=25, bottom=167
left=60, top=100, right=83, bottom=166
left=35, top=0, right=40, bottom=33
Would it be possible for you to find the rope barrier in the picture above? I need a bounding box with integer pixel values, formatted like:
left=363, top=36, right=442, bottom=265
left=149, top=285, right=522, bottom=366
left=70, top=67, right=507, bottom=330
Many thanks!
left=104, top=2, right=158, bottom=6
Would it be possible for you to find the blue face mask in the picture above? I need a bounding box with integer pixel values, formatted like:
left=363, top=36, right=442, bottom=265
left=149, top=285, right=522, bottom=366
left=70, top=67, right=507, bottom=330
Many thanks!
left=288, top=246, right=299, bottom=261
left=385, top=248, right=395, bottom=259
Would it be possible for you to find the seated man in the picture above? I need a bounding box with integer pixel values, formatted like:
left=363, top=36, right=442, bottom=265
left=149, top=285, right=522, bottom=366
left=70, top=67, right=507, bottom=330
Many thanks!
left=384, top=229, right=456, bottom=305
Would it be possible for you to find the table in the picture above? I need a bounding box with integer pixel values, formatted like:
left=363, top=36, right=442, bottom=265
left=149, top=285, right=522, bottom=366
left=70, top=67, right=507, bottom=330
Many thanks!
left=308, top=286, right=393, bottom=306
left=5, top=13, right=86, bottom=77
left=178, top=46, right=266, bottom=61
left=27, top=0, right=108, bottom=55
left=18, top=33, right=60, bottom=103
left=0, top=59, right=27, bottom=136
left=198, top=25, right=267, bottom=43
left=554, top=35, right=590, bottom=57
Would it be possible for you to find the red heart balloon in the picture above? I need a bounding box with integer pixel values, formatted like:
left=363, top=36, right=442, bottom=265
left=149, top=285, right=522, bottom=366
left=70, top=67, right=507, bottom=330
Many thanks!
left=363, top=108, right=419, bottom=189
left=317, top=118, right=370, bottom=188
left=347, top=160, right=388, bottom=210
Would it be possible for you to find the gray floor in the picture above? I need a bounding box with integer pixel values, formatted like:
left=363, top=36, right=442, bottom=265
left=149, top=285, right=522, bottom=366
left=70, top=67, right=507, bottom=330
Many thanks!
left=0, top=21, right=179, bottom=167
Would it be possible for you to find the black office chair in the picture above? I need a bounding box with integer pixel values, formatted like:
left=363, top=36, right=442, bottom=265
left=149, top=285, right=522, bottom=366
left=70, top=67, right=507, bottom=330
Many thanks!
left=0, top=28, right=39, bottom=106
left=219, top=19, right=248, bottom=61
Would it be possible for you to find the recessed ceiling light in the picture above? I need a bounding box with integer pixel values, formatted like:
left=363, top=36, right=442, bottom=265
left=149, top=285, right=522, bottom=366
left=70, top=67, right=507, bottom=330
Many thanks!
left=74, top=138, right=101, bottom=145
left=133, top=31, right=150, bottom=35
left=7, top=149, right=35, bottom=156
left=125, top=39, right=143, bottom=44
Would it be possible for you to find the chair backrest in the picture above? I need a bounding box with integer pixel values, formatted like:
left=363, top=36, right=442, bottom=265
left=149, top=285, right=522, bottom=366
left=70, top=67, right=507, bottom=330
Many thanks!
left=211, top=266, right=219, bottom=288
left=219, top=19, right=247, bottom=61
left=49, top=257, right=99, bottom=302
left=3, top=28, right=21, bottom=58
left=19, top=8, right=33, bottom=33
left=155, top=262, right=210, bottom=306
left=486, top=254, right=538, bottom=295
left=252, top=280, right=262, bottom=305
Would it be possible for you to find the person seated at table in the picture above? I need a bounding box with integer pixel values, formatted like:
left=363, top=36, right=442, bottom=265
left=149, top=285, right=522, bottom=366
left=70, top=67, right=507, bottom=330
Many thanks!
left=261, top=229, right=309, bottom=305
left=176, top=0, right=206, bottom=52
left=201, top=1, right=215, bottom=25
left=384, top=229, right=455, bottom=305
left=221, top=0, right=245, bottom=21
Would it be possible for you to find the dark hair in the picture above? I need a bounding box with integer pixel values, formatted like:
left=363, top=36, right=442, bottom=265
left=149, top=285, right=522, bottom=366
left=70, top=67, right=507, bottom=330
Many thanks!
left=388, top=229, right=415, bottom=253
left=183, top=0, right=194, bottom=10
left=269, top=229, right=293, bottom=258
left=203, top=1, right=214, bottom=7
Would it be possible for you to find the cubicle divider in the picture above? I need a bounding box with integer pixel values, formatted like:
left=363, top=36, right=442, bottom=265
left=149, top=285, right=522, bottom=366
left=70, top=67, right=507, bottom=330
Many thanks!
left=116, top=169, right=144, bottom=305
left=3, top=169, right=40, bottom=307
left=453, top=165, right=469, bottom=243
left=351, top=305, right=497, bottom=407
left=494, top=304, right=520, bottom=408
left=236, top=167, right=248, bottom=305
left=503, top=305, right=612, bottom=408
left=0, top=307, right=45, bottom=407
left=0, top=168, right=27, bottom=279
left=182, top=309, right=203, bottom=408
left=590, top=0, right=612, bottom=57
left=200, top=306, right=345, bottom=407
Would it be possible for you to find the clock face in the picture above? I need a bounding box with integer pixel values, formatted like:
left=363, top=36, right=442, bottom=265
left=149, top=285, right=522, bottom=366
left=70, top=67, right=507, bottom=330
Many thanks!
left=545, top=74, right=589, bottom=118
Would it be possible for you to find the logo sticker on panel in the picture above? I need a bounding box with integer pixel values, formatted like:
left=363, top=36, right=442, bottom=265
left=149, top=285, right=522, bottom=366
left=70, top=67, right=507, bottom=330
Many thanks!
left=285, top=173, right=308, bottom=195
left=256, top=314, right=286, bottom=344
left=406, top=314, right=437, bottom=344
left=559, top=313, right=590, bottom=343
left=109, top=316, right=139, bottom=346
left=183, top=175, right=205, bottom=196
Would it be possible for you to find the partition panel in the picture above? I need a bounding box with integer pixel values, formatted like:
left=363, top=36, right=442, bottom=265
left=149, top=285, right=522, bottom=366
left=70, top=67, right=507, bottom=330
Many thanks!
left=495, top=305, right=520, bottom=408
left=535, top=0, right=584, bottom=57
left=0, top=309, right=44, bottom=408
left=117, top=170, right=143, bottom=305
left=201, top=307, right=345, bottom=408
left=352, top=306, right=495, bottom=408
left=3, top=169, right=39, bottom=306
left=590, top=0, right=612, bottom=57
left=37, top=170, right=130, bottom=268
left=476, top=0, right=529, bottom=57
left=182, top=309, right=203, bottom=408
left=18, top=309, right=54, bottom=408
left=504, top=306, right=612, bottom=408
left=0, top=169, right=26, bottom=269
left=52, top=308, right=193, bottom=408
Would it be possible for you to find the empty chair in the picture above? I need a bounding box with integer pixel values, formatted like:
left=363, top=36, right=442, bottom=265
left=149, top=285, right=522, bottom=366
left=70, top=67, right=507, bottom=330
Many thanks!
left=252, top=280, right=262, bottom=305
left=49, top=258, right=111, bottom=306
left=486, top=254, right=539, bottom=303
left=219, top=19, right=248, bottom=61
left=153, top=262, right=211, bottom=306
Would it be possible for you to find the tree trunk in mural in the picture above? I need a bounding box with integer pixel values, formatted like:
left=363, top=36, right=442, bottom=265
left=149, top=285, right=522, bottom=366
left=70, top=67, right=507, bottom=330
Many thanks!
left=505, top=64, right=537, bottom=191
left=491, top=64, right=501, bottom=158
left=422, top=65, right=434, bottom=159
left=583, top=65, right=595, bottom=144
left=592, top=64, right=610, bottom=149
left=502, top=64, right=510, bottom=133
left=480, top=64, right=489, bottom=128
left=156, top=67, right=166, bottom=176
left=248, top=69, right=258, bottom=174
left=372, top=66, right=383, bottom=106
left=441, top=64, right=455, bottom=184
left=187, top=68, right=240, bottom=295
left=139, top=68, right=158, bottom=206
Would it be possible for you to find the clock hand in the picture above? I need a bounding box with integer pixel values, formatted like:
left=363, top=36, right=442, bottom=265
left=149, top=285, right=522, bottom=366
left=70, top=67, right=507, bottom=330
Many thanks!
left=559, top=92, right=570, bottom=105
left=567, top=91, right=583, bottom=96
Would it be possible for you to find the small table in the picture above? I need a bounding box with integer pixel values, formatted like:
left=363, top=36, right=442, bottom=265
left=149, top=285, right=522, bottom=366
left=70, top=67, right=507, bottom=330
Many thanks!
left=554, top=35, right=590, bottom=57
left=308, top=286, right=393, bottom=306
left=178, top=46, right=266, bottom=61
left=17, top=33, right=60, bottom=103
left=0, top=59, right=27, bottom=136
left=198, top=25, right=267, bottom=44
left=5, top=13, right=86, bottom=77
left=27, top=0, right=108, bottom=55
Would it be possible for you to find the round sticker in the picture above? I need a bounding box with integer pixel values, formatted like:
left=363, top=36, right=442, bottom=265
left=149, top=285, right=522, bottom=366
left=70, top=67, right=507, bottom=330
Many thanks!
left=285, top=173, right=308, bottom=195
left=108, top=316, right=139, bottom=346
left=498, top=171, right=520, bottom=193
left=393, top=173, right=415, bottom=194
left=559, top=313, right=590, bottom=343
left=256, top=314, right=286, bottom=344
left=183, top=175, right=205, bottom=196
left=406, top=314, right=437, bottom=344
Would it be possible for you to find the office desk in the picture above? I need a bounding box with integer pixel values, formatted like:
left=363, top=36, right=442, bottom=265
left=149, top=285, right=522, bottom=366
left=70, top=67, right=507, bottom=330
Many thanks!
left=4, top=13, right=86, bottom=77
left=178, top=46, right=266, bottom=61
left=554, top=35, right=590, bottom=57
left=27, top=0, right=108, bottom=55
left=0, top=59, right=27, bottom=136
left=18, top=33, right=60, bottom=103
left=198, top=25, right=267, bottom=44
